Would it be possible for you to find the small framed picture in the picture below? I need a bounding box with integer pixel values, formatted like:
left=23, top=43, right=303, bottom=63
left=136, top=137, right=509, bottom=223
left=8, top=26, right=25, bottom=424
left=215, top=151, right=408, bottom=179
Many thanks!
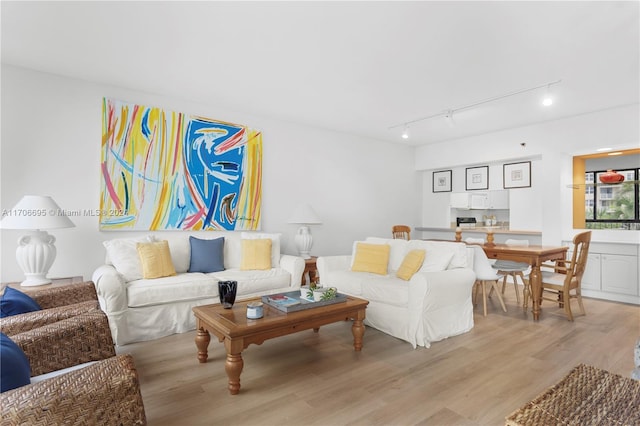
left=465, top=166, right=489, bottom=190
left=432, top=170, right=452, bottom=193
left=503, top=161, right=531, bottom=189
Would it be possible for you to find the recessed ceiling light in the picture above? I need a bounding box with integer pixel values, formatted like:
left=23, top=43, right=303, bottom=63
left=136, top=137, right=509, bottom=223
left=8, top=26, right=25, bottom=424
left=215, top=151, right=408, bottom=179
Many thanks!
left=542, top=83, right=555, bottom=106
left=596, top=147, right=613, bottom=152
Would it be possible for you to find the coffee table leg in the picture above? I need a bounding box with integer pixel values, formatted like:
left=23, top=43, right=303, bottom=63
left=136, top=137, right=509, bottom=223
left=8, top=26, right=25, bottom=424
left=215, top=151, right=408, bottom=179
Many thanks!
left=195, top=327, right=211, bottom=363
left=352, top=314, right=365, bottom=352
left=225, top=352, right=244, bottom=395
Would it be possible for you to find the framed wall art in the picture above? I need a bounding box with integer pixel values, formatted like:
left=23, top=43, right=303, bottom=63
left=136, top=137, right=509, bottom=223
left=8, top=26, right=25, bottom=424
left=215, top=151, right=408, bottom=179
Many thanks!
left=465, top=166, right=489, bottom=190
left=432, top=170, right=452, bottom=192
left=503, top=161, right=531, bottom=189
left=100, top=98, right=263, bottom=231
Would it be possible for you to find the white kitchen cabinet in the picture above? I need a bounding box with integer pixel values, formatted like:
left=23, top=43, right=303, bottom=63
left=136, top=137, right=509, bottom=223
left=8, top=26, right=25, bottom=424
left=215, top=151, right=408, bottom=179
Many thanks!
left=450, top=192, right=471, bottom=209
left=564, top=241, right=639, bottom=305
left=601, top=254, right=638, bottom=296
left=450, top=191, right=508, bottom=210
left=579, top=253, right=602, bottom=290
left=487, top=190, right=509, bottom=209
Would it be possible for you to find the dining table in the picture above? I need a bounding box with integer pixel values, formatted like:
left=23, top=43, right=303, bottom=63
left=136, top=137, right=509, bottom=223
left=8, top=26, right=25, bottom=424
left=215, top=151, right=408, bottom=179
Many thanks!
left=481, top=243, right=569, bottom=320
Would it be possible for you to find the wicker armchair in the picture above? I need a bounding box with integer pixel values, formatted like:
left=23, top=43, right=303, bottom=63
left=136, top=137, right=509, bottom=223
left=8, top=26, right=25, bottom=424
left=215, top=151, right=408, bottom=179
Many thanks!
left=1, top=282, right=99, bottom=337
left=26, top=281, right=98, bottom=309
left=1, top=304, right=146, bottom=424
left=9, top=309, right=116, bottom=376
left=1, top=354, right=146, bottom=425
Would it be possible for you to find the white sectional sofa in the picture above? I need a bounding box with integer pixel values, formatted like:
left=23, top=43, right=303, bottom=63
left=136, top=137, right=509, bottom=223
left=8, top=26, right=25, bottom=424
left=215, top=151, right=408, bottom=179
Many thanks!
left=317, top=237, right=476, bottom=348
left=92, top=232, right=304, bottom=345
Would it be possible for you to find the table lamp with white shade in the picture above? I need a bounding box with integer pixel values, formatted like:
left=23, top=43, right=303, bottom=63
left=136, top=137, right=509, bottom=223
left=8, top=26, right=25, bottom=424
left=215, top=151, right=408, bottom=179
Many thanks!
left=288, top=204, right=322, bottom=259
left=0, top=195, right=75, bottom=286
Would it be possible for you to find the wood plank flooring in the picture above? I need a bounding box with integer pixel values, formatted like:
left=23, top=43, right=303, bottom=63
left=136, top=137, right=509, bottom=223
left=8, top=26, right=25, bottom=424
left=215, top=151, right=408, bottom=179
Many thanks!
left=118, top=295, right=640, bottom=425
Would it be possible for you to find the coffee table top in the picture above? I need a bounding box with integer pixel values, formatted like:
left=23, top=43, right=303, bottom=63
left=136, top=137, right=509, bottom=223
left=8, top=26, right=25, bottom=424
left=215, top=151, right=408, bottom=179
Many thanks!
left=193, top=296, right=368, bottom=338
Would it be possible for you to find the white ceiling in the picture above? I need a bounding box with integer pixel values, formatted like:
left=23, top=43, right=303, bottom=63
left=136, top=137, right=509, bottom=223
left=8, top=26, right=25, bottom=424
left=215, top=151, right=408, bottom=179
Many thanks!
left=2, top=1, right=638, bottom=146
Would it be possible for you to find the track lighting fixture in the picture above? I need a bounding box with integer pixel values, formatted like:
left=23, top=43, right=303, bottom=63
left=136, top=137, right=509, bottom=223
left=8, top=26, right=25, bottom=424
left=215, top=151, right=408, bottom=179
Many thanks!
left=389, top=79, right=562, bottom=139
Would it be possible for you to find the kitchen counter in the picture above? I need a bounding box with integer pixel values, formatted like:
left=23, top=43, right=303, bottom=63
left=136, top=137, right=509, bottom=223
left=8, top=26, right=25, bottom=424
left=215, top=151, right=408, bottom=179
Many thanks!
left=416, top=226, right=542, bottom=236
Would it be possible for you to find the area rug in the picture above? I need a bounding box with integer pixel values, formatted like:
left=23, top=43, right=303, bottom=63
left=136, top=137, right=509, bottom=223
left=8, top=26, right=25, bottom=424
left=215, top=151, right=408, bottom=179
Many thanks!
left=505, top=363, right=640, bottom=425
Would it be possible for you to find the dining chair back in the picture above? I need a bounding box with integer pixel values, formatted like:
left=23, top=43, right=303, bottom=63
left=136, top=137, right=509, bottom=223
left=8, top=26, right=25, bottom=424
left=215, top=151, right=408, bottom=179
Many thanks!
left=539, top=231, right=591, bottom=321
left=392, top=225, right=411, bottom=240
left=470, top=245, right=507, bottom=316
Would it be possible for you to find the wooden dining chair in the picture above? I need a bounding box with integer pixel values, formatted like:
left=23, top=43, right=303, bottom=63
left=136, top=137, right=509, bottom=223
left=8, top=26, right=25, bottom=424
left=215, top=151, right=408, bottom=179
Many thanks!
left=537, top=231, right=591, bottom=321
left=392, top=225, right=411, bottom=240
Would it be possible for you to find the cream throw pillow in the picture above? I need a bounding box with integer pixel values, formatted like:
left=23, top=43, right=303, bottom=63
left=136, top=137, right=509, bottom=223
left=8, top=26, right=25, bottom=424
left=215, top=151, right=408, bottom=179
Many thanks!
left=396, top=249, right=426, bottom=280
left=104, top=235, right=155, bottom=281
left=351, top=242, right=390, bottom=275
left=136, top=240, right=177, bottom=279
left=240, top=239, right=272, bottom=270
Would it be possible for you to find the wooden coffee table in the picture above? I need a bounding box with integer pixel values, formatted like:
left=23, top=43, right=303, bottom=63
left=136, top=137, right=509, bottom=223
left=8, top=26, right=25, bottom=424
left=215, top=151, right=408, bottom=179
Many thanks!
left=192, top=295, right=369, bottom=395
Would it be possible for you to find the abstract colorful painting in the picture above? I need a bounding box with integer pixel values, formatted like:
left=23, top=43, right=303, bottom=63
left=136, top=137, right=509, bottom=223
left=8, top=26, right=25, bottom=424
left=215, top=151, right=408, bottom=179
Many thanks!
left=100, top=98, right=262, bottom=231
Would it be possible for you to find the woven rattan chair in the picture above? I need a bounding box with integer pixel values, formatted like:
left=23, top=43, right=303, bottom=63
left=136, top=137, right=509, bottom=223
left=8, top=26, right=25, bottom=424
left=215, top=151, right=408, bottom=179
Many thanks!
left=8, top=308, right=116, bottom=376
left=1, top=354, right=146, bottom=425
left=392, top=225, right=411, bottom=240
left=1, top=282, right=100, bottom=338
left=25, top=281, right=98, bottom=309
left=1, top=306, right=146, bottom=424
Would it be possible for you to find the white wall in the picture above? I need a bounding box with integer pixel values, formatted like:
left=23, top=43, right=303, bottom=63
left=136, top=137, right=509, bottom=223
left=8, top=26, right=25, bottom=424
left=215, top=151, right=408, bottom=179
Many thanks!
left=0, top=65, right=421, bottom=282
left=416, top=104, right=640, bottom=245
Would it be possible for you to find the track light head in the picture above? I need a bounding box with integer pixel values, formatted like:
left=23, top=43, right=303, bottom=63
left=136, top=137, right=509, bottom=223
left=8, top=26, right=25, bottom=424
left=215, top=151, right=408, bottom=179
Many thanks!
left=401, top=126, right=410, bottom=139
left=445, top=110, right=455, bottom=128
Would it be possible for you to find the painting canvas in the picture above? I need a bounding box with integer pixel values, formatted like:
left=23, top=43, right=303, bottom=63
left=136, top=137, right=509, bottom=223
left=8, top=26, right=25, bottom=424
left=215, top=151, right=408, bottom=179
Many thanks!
left=100, top=98, right=262, bottom=230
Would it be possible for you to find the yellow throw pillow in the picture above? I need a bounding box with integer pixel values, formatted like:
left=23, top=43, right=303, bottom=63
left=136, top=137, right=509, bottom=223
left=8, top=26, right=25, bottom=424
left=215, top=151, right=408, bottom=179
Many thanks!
left=396, top=249, right=426, bottom=280
left=351, top=242, right=390, bottom=275
left=241, top=239, right=272, bottom=270
left=136, top=240, right=177, bottom=279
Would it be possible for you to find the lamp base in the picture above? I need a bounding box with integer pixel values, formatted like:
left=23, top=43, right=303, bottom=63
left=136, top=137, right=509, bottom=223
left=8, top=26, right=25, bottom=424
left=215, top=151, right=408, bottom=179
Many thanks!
left=16, top=230, right=57, bottom=287
left=295, top=225, right=313, bottom=259
left=21, top=275, right=53, bottom=287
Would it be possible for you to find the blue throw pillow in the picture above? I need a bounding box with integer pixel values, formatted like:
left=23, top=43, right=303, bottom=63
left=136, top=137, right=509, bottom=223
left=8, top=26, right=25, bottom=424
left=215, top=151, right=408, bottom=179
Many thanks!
left=0, top=287, right=41, bottom=318
left=0, top=332, right=31, bottom=392
left=188, top=236, right=225, bottom=273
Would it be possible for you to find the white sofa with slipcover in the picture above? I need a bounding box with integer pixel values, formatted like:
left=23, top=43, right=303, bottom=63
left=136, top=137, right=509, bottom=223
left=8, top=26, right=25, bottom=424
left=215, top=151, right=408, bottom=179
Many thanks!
left=317, top=237, right=476, bottom=348
left=92, top=232, right=304, bottom=345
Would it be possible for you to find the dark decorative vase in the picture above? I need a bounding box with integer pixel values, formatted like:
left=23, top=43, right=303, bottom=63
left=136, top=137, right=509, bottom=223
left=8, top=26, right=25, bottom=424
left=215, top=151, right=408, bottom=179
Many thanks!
left=218, top=281, right=237, bottom=309
left=599, top=170, right=625, bottom=184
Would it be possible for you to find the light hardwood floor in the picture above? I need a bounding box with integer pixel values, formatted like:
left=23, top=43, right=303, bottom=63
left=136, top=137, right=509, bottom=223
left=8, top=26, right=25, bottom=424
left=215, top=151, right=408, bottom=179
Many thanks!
left=118, top=295, right=640, bottom=426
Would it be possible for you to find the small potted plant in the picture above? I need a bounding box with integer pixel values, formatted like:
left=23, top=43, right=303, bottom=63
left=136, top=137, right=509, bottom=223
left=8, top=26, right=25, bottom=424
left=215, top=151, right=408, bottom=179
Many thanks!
left=320, top=287, right=337, bottom=301
left=312, top=286, right=326, bottom=301
left=313, top=286, right=337, bottom=301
